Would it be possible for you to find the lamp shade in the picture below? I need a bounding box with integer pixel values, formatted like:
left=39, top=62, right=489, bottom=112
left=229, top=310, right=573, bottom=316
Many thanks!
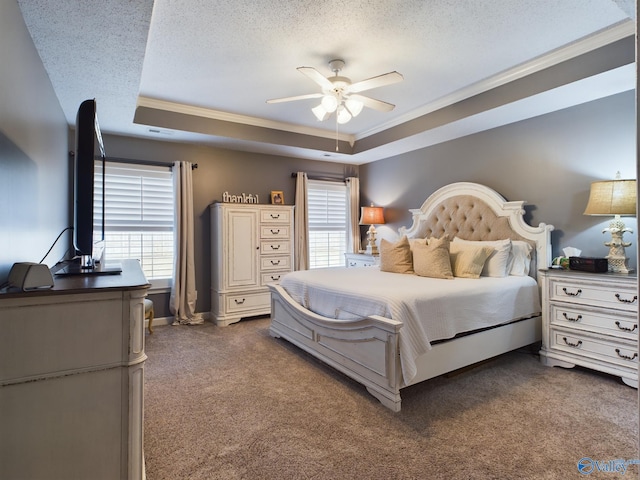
left=359, top=205, right=385, bottom=225
left=583, top=179, right=637, bottom=216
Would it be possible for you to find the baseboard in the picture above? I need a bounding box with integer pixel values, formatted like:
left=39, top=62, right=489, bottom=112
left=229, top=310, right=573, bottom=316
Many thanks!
left=145, top=312, right=211, bottom=330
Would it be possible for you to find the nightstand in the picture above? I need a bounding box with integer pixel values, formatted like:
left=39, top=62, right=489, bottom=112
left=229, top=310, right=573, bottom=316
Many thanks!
left=344, top=252, right=379, bottom=268
left=539, top=269, right=638, bottom=387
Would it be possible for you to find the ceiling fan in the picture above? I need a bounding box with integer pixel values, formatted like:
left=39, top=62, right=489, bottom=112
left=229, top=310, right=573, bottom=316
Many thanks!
left=267, top=59, right=403, bottom=124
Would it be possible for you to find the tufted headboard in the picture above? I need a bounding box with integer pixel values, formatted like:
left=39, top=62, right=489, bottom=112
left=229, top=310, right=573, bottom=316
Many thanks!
left=398, top=182, right=554, bottom=284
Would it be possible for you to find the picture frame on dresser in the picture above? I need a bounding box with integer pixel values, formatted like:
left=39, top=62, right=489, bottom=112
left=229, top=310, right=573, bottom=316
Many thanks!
left=270, top=191, right=284, bottom=204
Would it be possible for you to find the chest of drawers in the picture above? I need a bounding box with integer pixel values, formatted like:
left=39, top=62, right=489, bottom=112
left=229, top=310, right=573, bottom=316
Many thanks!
left=211, top=203, right=294, bottom=326
left=539, top=269, right=638, bottom=387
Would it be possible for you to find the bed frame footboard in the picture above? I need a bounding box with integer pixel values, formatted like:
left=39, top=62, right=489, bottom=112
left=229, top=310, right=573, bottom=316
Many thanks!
left=269, top=284, right=404, bottom=412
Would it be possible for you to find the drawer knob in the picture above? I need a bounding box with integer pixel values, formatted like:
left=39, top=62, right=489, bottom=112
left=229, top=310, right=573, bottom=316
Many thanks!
left=270, top=214, right=280, bottom=219
left=615, top=349, right=638, bottom=361
left=615, top=293, right=638, bottom=304
left=271, top=260, right=281, bottom=265
left=562, top=313, right=582, bottom=322
left=270, top=229, right=280, bottom=234
left=271, top=275, right=280, bottom=281
left=270, top=245, right=280, bottom=250
left=562, top=287, right=582, bottom=297
left=234, top=298, right=246, bottom=305
left=563, top=337, right=582, bottom=348
left=615, top=321, right=638, bottom=332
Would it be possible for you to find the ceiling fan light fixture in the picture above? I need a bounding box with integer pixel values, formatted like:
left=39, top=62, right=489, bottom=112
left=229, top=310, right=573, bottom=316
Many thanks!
left=336, top=105, right=352, bottom=124
left=267, top=59, right=403, bottom=129
left=321, top=94, right=338, bottom=112
left=345, top=98, right=363, bottom=117
left=312, top=104, right=330, bottom=121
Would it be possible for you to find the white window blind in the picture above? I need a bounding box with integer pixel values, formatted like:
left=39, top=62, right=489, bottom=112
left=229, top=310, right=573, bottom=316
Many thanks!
left=307, top=180, right=348, bottom=268
left=94, top=162, right=174, bottom=282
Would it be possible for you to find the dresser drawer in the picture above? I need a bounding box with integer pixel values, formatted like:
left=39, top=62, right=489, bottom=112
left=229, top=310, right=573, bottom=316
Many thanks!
left=260, top=241, right=290, bottom=255
left=350, top=259, right=376, bottom=267
left=260, top=209, right=291, bottom=224
left=550, top=328, right=638, bottom=369
left=549, top=278, right=638, bottom=312
left=549, top=303, right=638, bottom=341
left=261, top=271, right=289, bottom=285
left=261, top=255, right=291, bottom=271
left=261, top=225, right=290, bottom=239
left=225, top=291, right=271, bottom=313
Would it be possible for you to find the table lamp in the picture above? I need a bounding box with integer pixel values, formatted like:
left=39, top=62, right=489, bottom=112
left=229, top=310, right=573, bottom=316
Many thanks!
left=583, top=172, right=637, bottom=273
left=359, top=204, right=385, bottom=255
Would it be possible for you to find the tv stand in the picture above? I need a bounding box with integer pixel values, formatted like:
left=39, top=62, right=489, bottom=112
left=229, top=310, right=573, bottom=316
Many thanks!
left=54, top=258, right=122, bottom=276
left=0, top=259, right=148, bottom=479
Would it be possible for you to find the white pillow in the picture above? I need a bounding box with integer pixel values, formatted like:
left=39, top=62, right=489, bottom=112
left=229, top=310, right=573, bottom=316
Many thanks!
left=451, top=238, right=512, bottom=277
left=507, top=241, right=533, bottom=276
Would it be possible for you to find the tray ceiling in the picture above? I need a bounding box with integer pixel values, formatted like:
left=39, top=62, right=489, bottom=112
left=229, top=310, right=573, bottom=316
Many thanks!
left=17, top=0, right=636, bottom=164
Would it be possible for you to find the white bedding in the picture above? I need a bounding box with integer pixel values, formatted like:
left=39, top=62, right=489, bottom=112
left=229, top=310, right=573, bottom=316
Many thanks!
left=279, top=267, right=540, bottom=384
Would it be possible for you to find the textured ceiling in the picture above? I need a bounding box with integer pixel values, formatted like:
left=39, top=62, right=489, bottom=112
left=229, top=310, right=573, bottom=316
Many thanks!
left=17, top=0, right=635, bottom=164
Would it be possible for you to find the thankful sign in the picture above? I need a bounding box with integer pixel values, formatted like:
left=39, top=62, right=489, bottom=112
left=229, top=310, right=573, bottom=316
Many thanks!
left=222, top=191, right=260, bottom=204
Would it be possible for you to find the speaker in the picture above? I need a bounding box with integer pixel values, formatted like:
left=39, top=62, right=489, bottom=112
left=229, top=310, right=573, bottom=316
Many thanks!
left=569, top=257, right=608, bottom=273
left=8, top=262, right=55, bottom=291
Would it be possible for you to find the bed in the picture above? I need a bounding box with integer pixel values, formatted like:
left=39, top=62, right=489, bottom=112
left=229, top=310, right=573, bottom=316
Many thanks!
left=268, top=182, right=554, bottom=412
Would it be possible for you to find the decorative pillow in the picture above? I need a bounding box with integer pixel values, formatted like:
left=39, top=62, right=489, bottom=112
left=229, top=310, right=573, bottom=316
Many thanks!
left=379, top=236, right=414, bottom=274
left=449, top=242, right=494, bottom=278
left=452, top=238, right=512, bottom=277
left=408, top=237, right=427, bottom=251
left=413, top=237, right=453, bottom=279
left=507, top=241, right=533, bottom=276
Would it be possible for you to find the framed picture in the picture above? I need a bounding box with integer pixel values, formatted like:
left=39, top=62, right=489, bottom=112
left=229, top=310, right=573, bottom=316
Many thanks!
left=270, top=191, right=284, bottom=204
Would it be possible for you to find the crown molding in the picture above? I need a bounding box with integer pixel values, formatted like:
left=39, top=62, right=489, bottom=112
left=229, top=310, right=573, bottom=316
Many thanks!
left=357, top=19, right=636, bottom=140
left=136, top=96, right=355, bottom=143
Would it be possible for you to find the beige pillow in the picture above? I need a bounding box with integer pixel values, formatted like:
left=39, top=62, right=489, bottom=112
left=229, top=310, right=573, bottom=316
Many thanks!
left=380, top=236, right=414, bottom=274
left=452, top=238, right=512, bottom=277
left=408, top=237, right=427, bottom=251
left=413, top=237, right=453, bottom=279
left=449, top=242, right=494, bottom=278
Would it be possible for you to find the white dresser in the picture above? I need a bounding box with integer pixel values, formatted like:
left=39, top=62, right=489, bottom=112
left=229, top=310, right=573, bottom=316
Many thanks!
left=539, top=269, right=638, bottom=387
left=0, top=259, right=148, bottom=480
left=344, top=252, right=379, bottom=268
left=211, top=203, right=294, bottom=326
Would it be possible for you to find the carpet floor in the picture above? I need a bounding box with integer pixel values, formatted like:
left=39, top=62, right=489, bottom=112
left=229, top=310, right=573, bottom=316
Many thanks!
left=143, top=317, right=638, bottom=479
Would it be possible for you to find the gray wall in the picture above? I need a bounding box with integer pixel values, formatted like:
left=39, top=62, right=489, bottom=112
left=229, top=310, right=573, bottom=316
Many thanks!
left=102, top=135, right=358, bottom=317
left=2, top=0, right=636, bottom=315
left=0, top=0, right=70, bottom=282
left=360, top=90, right=637, bottom=270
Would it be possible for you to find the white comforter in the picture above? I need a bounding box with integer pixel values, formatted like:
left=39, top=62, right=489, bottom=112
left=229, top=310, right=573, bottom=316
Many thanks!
left=279, top=267, right=540, bottom=384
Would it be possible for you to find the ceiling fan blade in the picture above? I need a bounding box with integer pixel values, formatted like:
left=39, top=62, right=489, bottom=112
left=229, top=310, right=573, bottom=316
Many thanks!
left=266, top=93, right=323, bottom=104
left=347, top=71, right=404, bottom=93
left=349, top=94, right=395, bottom=112
left=297, top=67, right=334, bottom=90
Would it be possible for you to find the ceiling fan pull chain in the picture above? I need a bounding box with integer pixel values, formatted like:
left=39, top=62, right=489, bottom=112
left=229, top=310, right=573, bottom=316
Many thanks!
left=335, top=117, right=339, bottom=152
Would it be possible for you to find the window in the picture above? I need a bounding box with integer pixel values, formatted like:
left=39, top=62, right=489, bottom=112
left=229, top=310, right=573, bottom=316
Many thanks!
left=95, top=162, right=174, bottom=287
left=307, top=180, right=348, bottom=268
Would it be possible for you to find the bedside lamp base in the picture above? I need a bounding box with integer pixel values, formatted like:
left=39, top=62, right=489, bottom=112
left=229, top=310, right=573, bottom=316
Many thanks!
left=364, top=225, right=379, bottom=256
left=604, top=216, right=633, bottom=274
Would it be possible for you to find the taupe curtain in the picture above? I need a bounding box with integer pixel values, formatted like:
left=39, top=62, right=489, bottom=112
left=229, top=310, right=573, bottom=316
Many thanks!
left=346, top=177, right=360, bottom=253
left=170, top=161, right=203, bottom=325
left=294, top=172, right=309, bottom=270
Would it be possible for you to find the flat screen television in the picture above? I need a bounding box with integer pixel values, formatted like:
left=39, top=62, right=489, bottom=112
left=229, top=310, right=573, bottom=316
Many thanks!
left=56, top=99, right=120, bottom=275
left=74, top=98, right=105, bottom=267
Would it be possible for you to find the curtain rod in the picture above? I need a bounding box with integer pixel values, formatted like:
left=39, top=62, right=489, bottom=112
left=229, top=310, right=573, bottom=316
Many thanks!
left=93, top=155, right=198, bottom=170
left=290, top=172, right=352, bottom=182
